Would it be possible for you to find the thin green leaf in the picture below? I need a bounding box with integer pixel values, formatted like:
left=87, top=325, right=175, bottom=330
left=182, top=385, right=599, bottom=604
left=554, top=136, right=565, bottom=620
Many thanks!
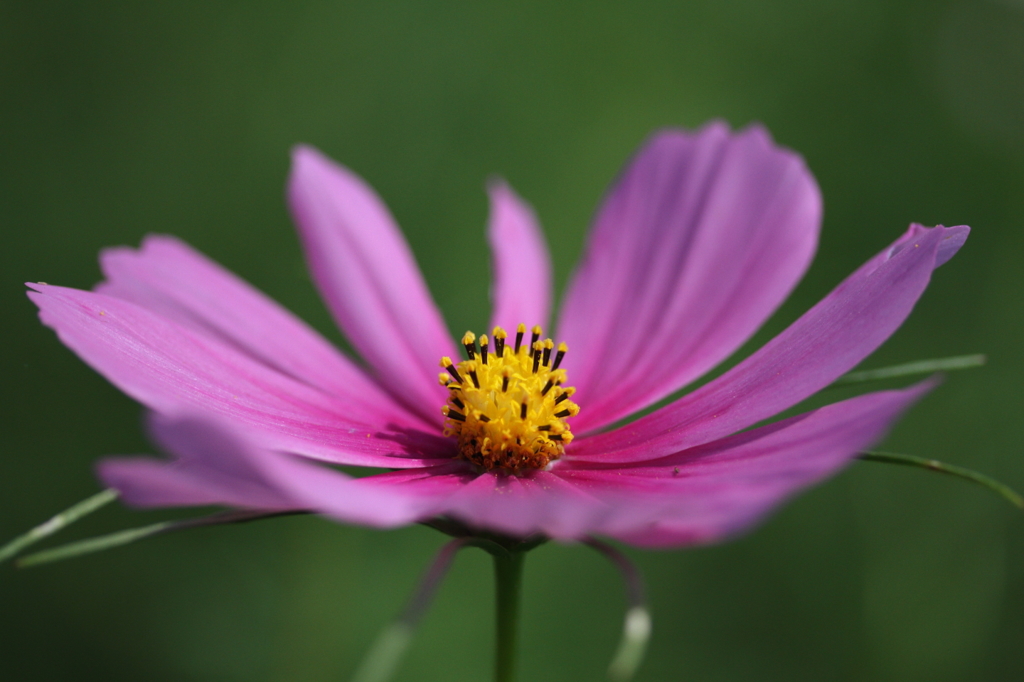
left=350, top=537, right=472, bottom=682
left=585, top=538, right=650, bottom=682
left=0, top=489, right=119, bottom=565
left=608, top=606, right=652, bottom=682
left=17, top=521, right=174, bottom=567
left=15, top=509, right=305, bottom=568
left=350, top=623, right=414, bottom=682
left=832, top=354, right=986, bottom=386
left=859, top=450, right=1024, bottom=509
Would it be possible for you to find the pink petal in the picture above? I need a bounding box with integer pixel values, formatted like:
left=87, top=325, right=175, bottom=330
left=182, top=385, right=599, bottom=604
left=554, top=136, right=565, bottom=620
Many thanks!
left=99, top=417, right=301, bottom=511
left=486, top=179, right=553, bottom=333
left=28, top=284, right=451, bottom=468
left=363, top=382, right=924, bottom=543
left=96, top=234, right=425, bottom=429
left=99, top=414, right=428, bottom=527
left=364, top=465, right=612, bottom=541
left=558, top=123, right=822, bottom=433
left=287, top=146, right=457, bottom=424
left=569, top=223, right=968, bottom=464
left=98, top=383, right=930, bottom=546
left=555, top=382, right=933, bottom=547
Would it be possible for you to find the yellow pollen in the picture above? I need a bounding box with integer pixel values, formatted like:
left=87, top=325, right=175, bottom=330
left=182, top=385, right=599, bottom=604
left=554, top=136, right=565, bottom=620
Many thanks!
left=439, top=325, right=580, bottom=473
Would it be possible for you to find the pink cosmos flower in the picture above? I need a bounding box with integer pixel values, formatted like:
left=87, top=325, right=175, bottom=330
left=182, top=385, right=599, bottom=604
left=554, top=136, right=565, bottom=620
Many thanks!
left=28, top=122, right=968, bottom=547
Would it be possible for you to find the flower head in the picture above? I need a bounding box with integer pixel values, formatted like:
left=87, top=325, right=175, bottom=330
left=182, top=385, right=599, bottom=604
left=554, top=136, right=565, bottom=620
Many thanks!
left=441, top=326, right=579, bottom=472
left=28, top=122, right=968, bottom=547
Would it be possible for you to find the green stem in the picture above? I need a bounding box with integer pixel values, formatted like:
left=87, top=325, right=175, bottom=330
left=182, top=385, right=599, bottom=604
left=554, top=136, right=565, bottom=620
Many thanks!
left=493, top=550, right=524, bottom=682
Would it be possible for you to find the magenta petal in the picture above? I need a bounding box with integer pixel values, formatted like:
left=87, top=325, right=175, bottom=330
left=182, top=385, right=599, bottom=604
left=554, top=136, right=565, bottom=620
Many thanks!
left=365, top=465, right=612, bottom=541
left=570, top=223, right=969, bottom=464
left=28, top=285, right=451, bottom=468
left=486, top=179, right=553, bottom=333
left=99, top=414, right=428, bottom=527
left=103, top=382, right=930, bottom=544
left=96, top=235, right=424, bottom=428
left=99, top=417, right=300, bottom=510
left=372, top=381, right=926, bottom=541
left=555, top=382, right=932, bottom=547
left=559, top=123, right=822, bottom=433
left=287, top=146, right=457, bottom=423
left=446, top=471, right=610, bottom=540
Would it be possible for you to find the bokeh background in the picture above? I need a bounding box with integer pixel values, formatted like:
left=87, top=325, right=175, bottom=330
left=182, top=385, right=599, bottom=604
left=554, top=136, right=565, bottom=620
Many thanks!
left=2, top=1, right=1023, bottom=680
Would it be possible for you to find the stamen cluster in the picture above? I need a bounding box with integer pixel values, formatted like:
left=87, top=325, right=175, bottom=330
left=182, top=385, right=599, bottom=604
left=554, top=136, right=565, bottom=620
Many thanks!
left=439, top=324, right=580, bottom=473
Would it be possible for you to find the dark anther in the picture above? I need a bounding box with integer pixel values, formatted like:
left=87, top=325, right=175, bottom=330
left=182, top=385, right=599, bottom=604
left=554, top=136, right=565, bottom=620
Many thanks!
left=542, top=344, right=552, bottom=367
left=520, top=401, right=528, bottom=420
left=515, top=327, right=524, bottom=353
left=495, top=335, right=505, bottom=357
left=468, top=369, right=481, bottom=389
left=447, top=410, right=466, bottom=422
left=451, top=397, right=464, bottom=410
left=480, top=339, right=489, bottom=365
left=479, top=414, right=491, bottom=422
left=463, top=341, right=476, bottom=361
left=541, top=379, right=554, bottom=396
left=549, top=434, right=564, bottom=441
left=445, top=364, right=465, bottom=384
left=501, top=375, right=509, bottom=393
left=554, top=409, right=572, bottom=418
left=552, top=347, right=566, bottom=371
left=532, top=348, right=541, bottom=374
left=554, top=392, right=569, bottom=405
left=537, top=425, right=552, bottom=431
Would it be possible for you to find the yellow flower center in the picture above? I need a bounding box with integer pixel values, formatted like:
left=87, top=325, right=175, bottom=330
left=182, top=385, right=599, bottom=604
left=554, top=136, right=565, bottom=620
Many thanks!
left=439, top=324, right=580, bottom=473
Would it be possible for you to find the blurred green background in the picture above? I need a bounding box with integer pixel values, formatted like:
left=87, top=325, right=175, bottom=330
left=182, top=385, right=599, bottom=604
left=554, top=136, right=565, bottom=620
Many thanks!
left=2, top=1, right=1023, bottom=680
